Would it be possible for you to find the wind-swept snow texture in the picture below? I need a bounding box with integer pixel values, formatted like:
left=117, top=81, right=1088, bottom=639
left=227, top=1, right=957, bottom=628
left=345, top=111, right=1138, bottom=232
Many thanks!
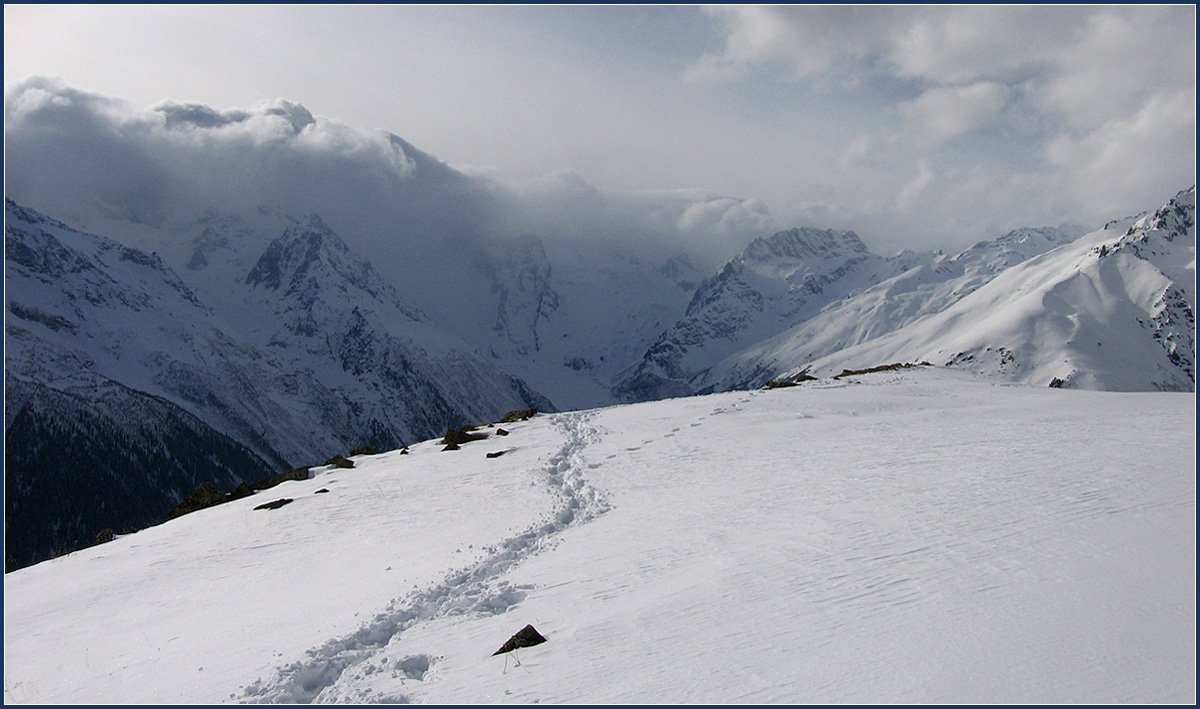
left=4, top=369, right=1193, bottom=704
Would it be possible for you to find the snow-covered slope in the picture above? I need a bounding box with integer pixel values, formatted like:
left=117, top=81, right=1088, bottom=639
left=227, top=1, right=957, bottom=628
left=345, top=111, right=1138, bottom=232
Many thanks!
left=3, top=369, right=1194, bottom=703
left=792, top=187, right=1196, bottom=391
left=693, top=226, right=1082, bottom=392
left=615, top=227, right=886, bottom=401
left=623, top=189, right=1192, bottom=397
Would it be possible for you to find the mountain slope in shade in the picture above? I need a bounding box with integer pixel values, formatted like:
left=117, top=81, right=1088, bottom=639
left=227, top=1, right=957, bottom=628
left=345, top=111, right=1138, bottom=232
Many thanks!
left=233, top=212, right=553, bottom=444
left=3, top=377, right=270, bottom=570
left=4, top=200, right=551, bottom=569
left=790, top=186, right=1196, bottom=391
left=3, top=369, right=1193, bottom=703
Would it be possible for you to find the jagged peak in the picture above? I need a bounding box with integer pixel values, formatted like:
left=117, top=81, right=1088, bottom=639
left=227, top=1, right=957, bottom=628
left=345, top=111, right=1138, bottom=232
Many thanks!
left=245, top=214, right=357, bottom=291
left=1123, top=185, right=1196, bottom=242
left=742, top=227, right=868, bottom=264
left=5, top=197, right=74, bottom=231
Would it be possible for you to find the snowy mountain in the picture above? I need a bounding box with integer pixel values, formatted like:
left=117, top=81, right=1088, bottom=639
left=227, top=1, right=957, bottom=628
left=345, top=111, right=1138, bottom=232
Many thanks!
left=613, top=224, right=1073, bottom=399
left=4, top=200, right=550, bottom=568
left=619, top=190, right=1192, bottom=397
left=614, top=227, right=882, bottom=401
left=477, top=235, right=701, bottom=410
left=4, top=368, right=1194, bottom=703
left=791, top=186, right=1196, bottom=391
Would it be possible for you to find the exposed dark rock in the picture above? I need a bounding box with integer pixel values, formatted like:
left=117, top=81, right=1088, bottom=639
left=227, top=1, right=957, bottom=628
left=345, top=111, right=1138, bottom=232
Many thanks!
left=486, top=450, right=507, bottom=459
left=254, top=498, right=293, bottom=511
left=764, top=373, right=818, bottom=389
left=324, top=456, right=355, bottom=469
left=498, top=408, right=538, bottom=423
left=443, top=442, right=461, bottom=451
left=349, top=446, right=379, bottom=457
left=442, top=427, right=488, bottom=446
left=493, top=624, right=547, bottom=656
left=314, top=488, right=329, bottom=494
left=228, top=482, right=255, bottom=500
left=94, top=528, right=115, bottom=545
left=833, top=361, right=932, bottom=379
left=495, top=428, right=510, bottom=437
left=168, top=483, right=228, bottom=519
left=250, top=467, right=311, bottom=490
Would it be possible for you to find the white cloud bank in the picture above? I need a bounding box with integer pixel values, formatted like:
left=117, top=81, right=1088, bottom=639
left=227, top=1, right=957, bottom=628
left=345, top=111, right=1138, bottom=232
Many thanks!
left=3, top=77, right=776, bottom=273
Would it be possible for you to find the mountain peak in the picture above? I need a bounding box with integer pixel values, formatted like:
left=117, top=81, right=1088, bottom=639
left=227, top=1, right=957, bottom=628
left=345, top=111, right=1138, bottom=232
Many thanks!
left=743, top=227, right=868, bottom=264
left=244, top=214, right=351, bottom=292
left=1123, top=184, right=1195, bottom=243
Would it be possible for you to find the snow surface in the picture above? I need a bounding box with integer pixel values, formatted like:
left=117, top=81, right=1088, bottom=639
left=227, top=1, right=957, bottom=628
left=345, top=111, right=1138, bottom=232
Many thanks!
left=3, top=368, right=1195, bottom=704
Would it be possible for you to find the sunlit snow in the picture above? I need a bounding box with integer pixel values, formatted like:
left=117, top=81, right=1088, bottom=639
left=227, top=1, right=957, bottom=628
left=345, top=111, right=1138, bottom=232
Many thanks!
left=3, top=368, right=1194, bottom=703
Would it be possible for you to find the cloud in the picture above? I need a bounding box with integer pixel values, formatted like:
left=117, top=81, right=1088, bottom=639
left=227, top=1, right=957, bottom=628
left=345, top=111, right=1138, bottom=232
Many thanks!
left=1036, top=7, right=1196, bottom=132
left=838, top=133, right=875, bottom=171
left=895, top=159, right=934, bottom=213
left=898, top=82, right=1011, bottom=146
left=1045, top=88, right=1197, bottom=220
left=685, top=5, right=904, bottom=85
left=691, top=5, right=1195, bottom=250
left=3, top=77, right=781, bottom=277
left=887, top=7, right=1086, bottom=85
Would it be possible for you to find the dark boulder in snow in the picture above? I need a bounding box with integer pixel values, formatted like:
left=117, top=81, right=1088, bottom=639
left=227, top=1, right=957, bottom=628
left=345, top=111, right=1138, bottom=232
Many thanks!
left=498, top=408, right=538, bottom=423
left=253, top=498, right=293, bottom=511
left=493, top=624, right=547, bottom=655
left=442, top=427, right=488, bottom=446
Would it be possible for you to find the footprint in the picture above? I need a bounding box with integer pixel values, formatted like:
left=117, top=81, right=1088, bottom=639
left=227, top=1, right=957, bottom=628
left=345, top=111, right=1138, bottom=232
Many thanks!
left=395, top=654, right=434, bottom=681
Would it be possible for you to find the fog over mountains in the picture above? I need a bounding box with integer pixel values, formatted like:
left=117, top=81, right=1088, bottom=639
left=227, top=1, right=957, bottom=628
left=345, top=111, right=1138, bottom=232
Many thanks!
left=3, top=79, right=1196, bottom=570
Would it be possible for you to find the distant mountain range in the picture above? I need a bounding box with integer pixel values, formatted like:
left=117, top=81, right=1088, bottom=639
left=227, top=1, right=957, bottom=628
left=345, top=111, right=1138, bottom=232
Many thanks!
left=4, top=173, right=1194, bottom=569
left=629, top=186, right=1195, bottom=396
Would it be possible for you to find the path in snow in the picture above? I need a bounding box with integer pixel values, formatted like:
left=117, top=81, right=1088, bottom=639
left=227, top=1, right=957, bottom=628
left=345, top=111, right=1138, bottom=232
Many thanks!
left=240, top=411, right=610, bottom=703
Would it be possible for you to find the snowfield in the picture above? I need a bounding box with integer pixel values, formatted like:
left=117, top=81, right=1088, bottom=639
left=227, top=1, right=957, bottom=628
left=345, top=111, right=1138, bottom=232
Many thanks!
left=3, top=368, right=1195, bottom=704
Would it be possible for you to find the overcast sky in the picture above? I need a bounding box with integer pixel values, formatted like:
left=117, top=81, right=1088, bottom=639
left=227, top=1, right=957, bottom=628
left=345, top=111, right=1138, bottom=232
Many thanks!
left=3, top=5, right=1196, bottom=254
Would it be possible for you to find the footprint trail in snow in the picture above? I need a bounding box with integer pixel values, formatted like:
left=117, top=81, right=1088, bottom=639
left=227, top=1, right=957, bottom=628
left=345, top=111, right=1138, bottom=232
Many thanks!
left=239, top=411, right=609, bottom=703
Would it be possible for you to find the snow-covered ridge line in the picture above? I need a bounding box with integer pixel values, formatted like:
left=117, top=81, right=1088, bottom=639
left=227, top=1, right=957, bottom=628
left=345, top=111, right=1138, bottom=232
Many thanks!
left=241, top=412, right=609, bottom=703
